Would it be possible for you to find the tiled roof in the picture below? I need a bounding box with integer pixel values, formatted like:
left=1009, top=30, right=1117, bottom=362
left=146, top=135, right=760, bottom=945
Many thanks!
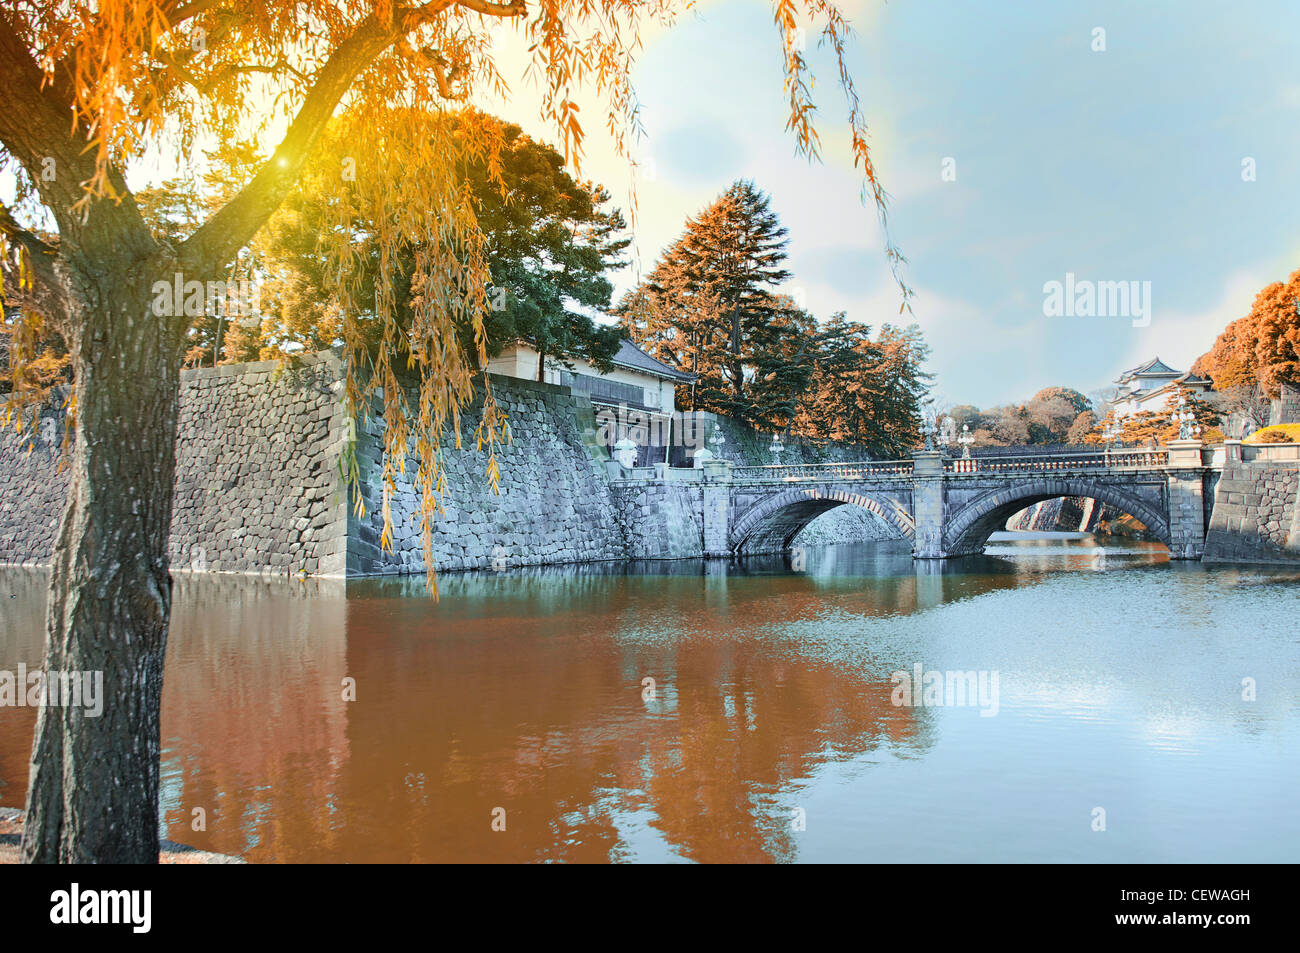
left=612, top=338, right=696, bottom=383
left=1117, top=356, right=1181, bottom=382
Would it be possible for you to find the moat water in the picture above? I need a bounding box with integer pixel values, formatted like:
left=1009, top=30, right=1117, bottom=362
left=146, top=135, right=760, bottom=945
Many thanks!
left=1, top=534, right=1297, bottom=863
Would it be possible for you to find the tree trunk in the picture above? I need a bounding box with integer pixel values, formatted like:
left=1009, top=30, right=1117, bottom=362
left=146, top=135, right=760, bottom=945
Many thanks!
left=22, top=269, right=183, bottom=863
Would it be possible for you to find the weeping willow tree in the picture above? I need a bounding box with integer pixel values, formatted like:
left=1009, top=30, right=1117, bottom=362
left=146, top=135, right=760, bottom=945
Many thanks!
left=0, top=0, right=908, bottom=863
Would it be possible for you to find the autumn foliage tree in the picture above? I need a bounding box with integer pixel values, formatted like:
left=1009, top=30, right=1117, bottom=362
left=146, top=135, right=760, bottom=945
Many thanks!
left=791, top=314, right=929, bottom=456
left=618, top=179, right=927, bottom=444
left=0, top=0, right=903, bottom=863
left=1192, top=266, right=1300, bottom=398
left=619, top=180, right=793, bottom=424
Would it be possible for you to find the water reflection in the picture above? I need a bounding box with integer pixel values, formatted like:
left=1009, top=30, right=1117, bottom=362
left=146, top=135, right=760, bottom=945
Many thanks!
left=1, top=535, right=1296, bottom=863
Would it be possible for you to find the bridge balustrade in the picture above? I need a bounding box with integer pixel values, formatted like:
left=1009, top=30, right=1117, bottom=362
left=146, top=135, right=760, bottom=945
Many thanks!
left=728, top=449, right=1173, bottom=483
left=944, top=449, right=1169, bottom=474
left=729, top=460, right=915, bottom=483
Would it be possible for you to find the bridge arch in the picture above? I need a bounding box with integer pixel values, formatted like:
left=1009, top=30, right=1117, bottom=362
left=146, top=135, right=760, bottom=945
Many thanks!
left=942, top=478, right=1170, bottom=556
left=728, top=487, right=916, bottom=555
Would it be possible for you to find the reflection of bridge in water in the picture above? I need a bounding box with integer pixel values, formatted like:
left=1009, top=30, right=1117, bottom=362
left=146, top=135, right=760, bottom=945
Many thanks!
left=688, top=443, right=1219, bottom=560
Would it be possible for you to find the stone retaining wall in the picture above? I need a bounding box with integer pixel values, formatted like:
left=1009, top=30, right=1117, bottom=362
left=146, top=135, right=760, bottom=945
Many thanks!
left=1270, top=384, right=1300, bottom=426
left=0, top=352, right=350, bottom=575
left=611, top=481, right=705, bottom=560
left=0, top=353, right=917, bottom=576
left=0, top=398, right=72, bottom=566
left=347, top=374, right=627, bottom=573
left=793, top=506, right=899, bottom=547
left=1202, top=461, right=1300, bottom=564
left=171, top=353, right=350, bottom=575
left=705, top=413, right=877, bottom=467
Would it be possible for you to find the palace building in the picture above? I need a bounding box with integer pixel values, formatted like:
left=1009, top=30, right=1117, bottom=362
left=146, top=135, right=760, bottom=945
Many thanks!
left=1113, top=357, right=1212, bottom=419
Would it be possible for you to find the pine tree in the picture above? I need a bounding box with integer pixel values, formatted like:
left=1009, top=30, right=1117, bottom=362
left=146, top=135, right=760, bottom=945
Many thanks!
left=259, top=113, right=630, bottom=375
left=620, top=180, right=791, bottom=425
left=794, top=317, right=930, bottom=457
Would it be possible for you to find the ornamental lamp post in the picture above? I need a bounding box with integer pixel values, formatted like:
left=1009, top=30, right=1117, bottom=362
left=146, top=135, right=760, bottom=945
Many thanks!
left=958, top=423, right=975, bottom=459
left=1174, top=395, right=1198, bottom=441
left=921, top=403, right=938, bottom=452
left=1104, top=419, right=1123, bottom=463
left=768, top=432, right=784, bottom=463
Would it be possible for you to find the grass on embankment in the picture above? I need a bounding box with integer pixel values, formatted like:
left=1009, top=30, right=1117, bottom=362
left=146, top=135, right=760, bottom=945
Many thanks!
left=1245, top=423, right=1300, bottom=444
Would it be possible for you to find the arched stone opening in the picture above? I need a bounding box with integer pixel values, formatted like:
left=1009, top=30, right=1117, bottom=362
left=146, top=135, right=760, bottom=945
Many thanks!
left=729, top=488, right=916, bottom=555
left=943, top=480, right=1169, bottom=557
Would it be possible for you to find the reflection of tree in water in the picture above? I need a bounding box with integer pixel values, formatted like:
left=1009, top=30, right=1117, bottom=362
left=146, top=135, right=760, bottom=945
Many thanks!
left=323, top=572, right=928, bottom=863
left=157, top=575, right=352, bottom=860
left=633, top=635, right=915, bottom=863
left=4, top=551, right=1050, bottom=862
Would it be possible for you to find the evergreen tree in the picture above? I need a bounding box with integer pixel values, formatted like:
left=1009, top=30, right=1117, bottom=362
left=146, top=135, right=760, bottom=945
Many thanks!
left=619, top=181, right=932, bottom=454
left=262, top=113, right=629, bottom=375
left=621, top=180, right=791, bottom=425
left=793, top=316, right=930, bottom=456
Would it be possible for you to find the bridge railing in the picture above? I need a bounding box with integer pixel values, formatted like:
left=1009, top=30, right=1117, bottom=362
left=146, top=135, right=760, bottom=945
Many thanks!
left=725, top=449, right=1172, bottom=483
left=729, top=459, right=914, bottom=482
left=945, top=448, right=1169, bottom=473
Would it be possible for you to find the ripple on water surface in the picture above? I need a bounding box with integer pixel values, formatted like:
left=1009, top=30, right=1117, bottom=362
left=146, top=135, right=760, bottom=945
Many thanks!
left=0, top=536, right=1296, bottom=862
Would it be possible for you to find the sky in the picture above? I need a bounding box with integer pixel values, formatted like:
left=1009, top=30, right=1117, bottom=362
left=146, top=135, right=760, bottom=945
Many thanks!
left=475, top=0, right=1300, bottom=407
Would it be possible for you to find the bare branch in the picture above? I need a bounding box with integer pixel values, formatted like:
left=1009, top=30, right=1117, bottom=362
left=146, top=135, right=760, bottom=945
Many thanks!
left=431, top=55, right=459, bottom=99
left=0, top=203, right=57, bottom=263
left=164, top=0, right=228, bottom=25
left=0, top=200, right=68, bottom=327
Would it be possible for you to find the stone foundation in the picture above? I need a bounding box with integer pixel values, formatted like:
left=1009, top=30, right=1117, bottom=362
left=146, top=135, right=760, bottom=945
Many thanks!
left=0, top=352, right=350, bottom=576
left=1202, top=459, right=1300, bottom=564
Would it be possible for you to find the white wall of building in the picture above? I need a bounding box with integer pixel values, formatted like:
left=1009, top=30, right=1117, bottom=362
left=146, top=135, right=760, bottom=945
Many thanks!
left=488, top=343, right=679, bottom=416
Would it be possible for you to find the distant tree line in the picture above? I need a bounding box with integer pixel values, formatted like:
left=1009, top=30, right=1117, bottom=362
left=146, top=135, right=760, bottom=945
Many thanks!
left=947, top=384, right=1226, bottom=448
left=946, top=386, right=1095, bottom=447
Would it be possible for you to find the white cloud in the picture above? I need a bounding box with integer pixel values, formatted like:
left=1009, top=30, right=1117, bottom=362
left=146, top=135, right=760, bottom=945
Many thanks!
left=1115, top=269, right=1269, bottom=383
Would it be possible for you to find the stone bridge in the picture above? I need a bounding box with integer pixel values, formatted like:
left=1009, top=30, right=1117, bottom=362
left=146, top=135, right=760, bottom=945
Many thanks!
left=686, top=441, right=1220, bottom=560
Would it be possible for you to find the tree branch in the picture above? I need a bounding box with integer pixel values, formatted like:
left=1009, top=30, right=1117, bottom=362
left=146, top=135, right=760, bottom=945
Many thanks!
left=164, top=0, right=228, bottom=25
left=0, top=202, right=69, bottom=327
left=454, top=0, right=528, bottom=16
left=0, top=11, right=156, bottom=274
left=0, top=203, right=57, bottom=263
left=148, top=8, right=249, bottom=93
left=0, top=251, right=69, bottom=331
left=179, top=1, right=460, bottom=274
left=0, top=13, right=99, bottom=215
